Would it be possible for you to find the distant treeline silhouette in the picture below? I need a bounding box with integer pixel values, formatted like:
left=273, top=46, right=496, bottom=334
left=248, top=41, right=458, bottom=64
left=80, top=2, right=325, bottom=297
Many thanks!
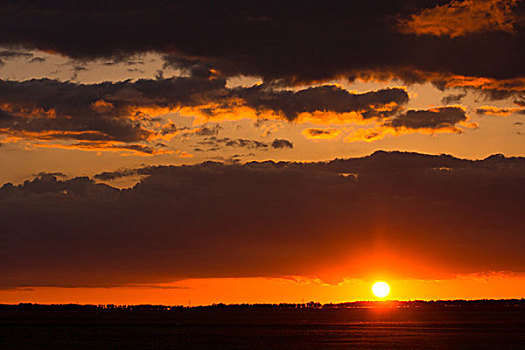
left=1, top=299, right=523, bottom=311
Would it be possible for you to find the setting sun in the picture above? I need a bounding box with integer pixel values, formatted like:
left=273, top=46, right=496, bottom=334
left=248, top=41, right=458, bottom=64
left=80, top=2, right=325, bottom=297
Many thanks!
left=372, top=282, right=390, bottom=298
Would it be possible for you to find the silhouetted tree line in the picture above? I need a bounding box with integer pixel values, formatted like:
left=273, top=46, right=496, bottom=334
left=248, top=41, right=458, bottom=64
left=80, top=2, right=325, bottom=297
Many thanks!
left=1, top=299, right=523, bottom=312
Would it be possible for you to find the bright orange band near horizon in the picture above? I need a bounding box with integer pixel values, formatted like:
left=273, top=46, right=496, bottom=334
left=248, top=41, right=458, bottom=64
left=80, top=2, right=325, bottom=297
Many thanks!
left=2, top=273, right=524, bottom=306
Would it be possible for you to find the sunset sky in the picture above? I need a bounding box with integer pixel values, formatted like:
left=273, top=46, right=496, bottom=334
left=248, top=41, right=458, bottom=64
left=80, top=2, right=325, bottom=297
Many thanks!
left=0, top=0, right=524, bottom=305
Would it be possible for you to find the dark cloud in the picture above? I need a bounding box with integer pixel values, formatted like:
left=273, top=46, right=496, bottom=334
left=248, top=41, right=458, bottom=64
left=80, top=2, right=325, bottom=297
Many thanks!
left=193, top=124, right=222, bottom=136
left=0, top=49, right=33, bottom=66
left=0, top=1, right=522, bottom=86
left=308, top=129, right=332, bottom=136
left=0, top=151, right=523, bottom=288
left=94, top=168, right=138, bottom=181
left=127, top=68, right=145, bottom=74
left=271, top=139, right=293, bottom=149
left=225, top=138, right=269, bottom=149
left=0, top=78, right=411, bottom=150
left=102, top=59, right=144, bottom=67
left=0, top=76, right=226, bottom=147
left=476, top=106, right=525, bottom=116
left=0, top=50, right=33, bottom=59
left=349, top=69, right=525, bottom=101
left=0, top=79, right=159, bottom=143
left=302, top=128, right=341, bottom=140
left=0, top=76, right=480, bottom=148
left=477, top=89, right=524, bottom=102
left=441, top=92, right=467, bottom=105
left=70, top=65, right=88, bottom=80
left=236, top=85, right=408, bottom=121
left=197, top=136, right=293, bottom=151
left=28, top=57, right=46, bottom=64
left=107, top=143, right=159, bottom=154
left=386, top=107, right=468, bottom=130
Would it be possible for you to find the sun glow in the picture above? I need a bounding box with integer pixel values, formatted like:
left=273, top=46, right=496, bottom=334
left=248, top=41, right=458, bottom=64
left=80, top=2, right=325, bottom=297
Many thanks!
left=372, top=281, right=390, bottom=298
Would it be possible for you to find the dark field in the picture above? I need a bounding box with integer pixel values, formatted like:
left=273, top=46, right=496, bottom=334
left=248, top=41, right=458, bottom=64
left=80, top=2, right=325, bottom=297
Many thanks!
left=1, top=302, right=524, bottom=349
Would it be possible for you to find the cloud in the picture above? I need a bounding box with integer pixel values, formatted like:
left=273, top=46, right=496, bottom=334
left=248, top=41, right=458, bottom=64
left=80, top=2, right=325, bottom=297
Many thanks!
left=194, top=124, right=222, bottom=136
left=476, top=106, right=525, bottom=116
left=34, top=141, right=173, bottom=155
left=225, top=139, right=269, bottom=149
left=301, top=128, right=341, bottom=140
left=0, top=78, right=414, bottom=151
left=1, top=77, right=481, bottom=150
left=344, top=106, right=476, bottom=142
left=344, top=106, right=478, bottom=142
left=196, top=137, right=293, bottom=151
left=441, top=92, right=467, bottom=105
left=271, top=139, right=293, bottom=149
left=234, top=85, right=409, bottom=121
left=94, top=168, right=138, bottom=181
left=28, top=56, right=46, bottom=64
left=344, top=128, right=390, bottom=143
left=0, top=79, right=163, bottom=144
left=349, top=69, right=525, bottom=101
left=397, top=0, right=521, bottom=38
left=176, top=150, right=193, bottom=158
left=0, top=151, right=523, bottom=288
left=386, top=106, right=469, bottom=131
left=0, top=1, right=522, bottom=86
left=0, top=49, right=33, bottom=66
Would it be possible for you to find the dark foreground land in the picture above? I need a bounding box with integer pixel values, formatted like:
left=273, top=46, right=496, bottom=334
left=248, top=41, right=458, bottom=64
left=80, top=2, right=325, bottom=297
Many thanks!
left=1, top=300, right=524, bottom=349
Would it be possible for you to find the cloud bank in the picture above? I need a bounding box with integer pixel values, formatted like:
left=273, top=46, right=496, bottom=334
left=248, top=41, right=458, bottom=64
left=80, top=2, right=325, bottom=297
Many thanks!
left=0, top=151, right=523, bottom=288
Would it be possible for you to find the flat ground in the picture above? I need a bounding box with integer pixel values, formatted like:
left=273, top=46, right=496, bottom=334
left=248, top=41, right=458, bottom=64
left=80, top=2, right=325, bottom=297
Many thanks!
left=1, top=303, right=524, bottom=349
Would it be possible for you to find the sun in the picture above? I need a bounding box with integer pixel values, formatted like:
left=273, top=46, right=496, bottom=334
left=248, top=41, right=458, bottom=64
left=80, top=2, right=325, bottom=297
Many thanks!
left=372, top=281, right=390, bottom=298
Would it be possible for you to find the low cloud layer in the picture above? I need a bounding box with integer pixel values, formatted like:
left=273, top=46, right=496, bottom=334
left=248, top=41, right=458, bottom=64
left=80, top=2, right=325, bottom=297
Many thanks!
left=0, top=151, right=523, bottom=288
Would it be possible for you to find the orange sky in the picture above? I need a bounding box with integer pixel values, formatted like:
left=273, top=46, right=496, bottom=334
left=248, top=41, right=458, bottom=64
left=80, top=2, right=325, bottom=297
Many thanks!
left=2, top=274, right=525, bottom=306
left=0, top=1, right=523, bottom=304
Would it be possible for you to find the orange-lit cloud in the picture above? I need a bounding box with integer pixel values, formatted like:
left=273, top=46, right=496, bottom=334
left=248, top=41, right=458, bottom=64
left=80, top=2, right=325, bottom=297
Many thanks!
left=397, top=0, right=520, bottom=37
left=344, top=127, right=393, bottom=143
left=348, top=69, right=525, bottom=97
left=344, top=106, right=477, bottom=142
left=0, top=79, right=410, bottom=151
left=34, top=141, right=173, bottom=156
left=0, top=76, right=485, bottom=157
left=344, top=123, right=476, bottom=143
left=90, top=99, right=114, bottom=113
left=476, top=105, right=525, bottom=116
left=176, top=150, right=194, bottom=158
left=301, top=128, right=341, bottom=140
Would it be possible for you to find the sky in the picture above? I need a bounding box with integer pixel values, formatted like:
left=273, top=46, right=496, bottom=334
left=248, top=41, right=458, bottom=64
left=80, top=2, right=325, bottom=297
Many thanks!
left=0, top=0, right=524, bottom=305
